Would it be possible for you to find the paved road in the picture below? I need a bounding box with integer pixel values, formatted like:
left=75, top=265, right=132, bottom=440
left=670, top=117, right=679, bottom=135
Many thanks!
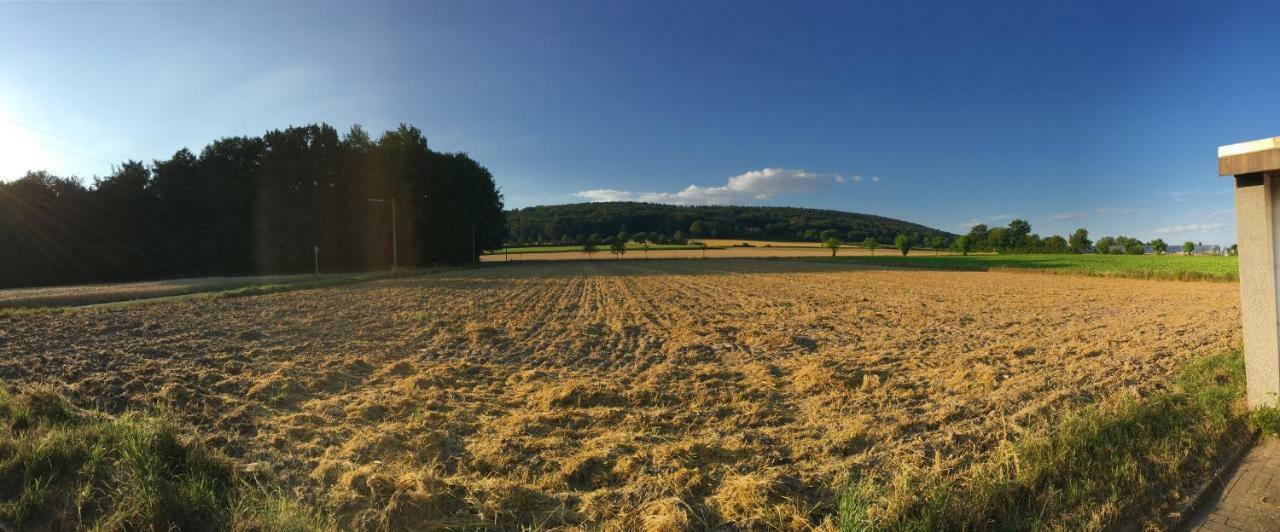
left=1186, top=437, right=1280, bottom=531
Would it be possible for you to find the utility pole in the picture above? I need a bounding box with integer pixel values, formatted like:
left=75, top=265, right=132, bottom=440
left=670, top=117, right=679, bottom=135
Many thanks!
left=313, top=245, right=320, bottom=275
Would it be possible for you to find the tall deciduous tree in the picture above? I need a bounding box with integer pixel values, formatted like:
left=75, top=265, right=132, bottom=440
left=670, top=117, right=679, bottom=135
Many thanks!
left=1069, top=228, right=1091, bottom=254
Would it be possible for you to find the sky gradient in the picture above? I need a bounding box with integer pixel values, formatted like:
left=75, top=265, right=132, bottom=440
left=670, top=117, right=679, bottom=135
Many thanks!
left=3, top=0, right=1277, bottom=245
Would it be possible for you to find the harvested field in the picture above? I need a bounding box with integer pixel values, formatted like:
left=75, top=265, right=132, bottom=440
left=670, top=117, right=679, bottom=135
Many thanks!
left=0, top=260, right=1241, bottom=529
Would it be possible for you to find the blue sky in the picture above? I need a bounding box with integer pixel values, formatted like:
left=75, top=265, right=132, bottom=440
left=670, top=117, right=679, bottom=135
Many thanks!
left=2, top=0, right=1276, bottom=244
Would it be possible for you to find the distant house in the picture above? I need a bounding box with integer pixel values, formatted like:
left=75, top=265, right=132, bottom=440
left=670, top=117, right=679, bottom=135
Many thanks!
left=1173, top=244, right=1222, bottom=255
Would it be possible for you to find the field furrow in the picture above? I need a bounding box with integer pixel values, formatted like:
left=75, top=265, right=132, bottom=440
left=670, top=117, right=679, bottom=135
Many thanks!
left=0, top=259, right=1241, bottom=529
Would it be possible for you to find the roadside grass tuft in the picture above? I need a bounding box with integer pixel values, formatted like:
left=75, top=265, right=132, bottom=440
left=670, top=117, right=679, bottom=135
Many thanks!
left=839, top=351, right=1252, bottom=530
left=0, top=385, right=331, bottom=531
left=0, top=306, right=64, bottom=320
left=1251, top=406, right=1280, bottom=436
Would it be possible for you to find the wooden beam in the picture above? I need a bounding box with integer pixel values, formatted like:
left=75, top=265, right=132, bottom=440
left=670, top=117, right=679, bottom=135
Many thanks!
left=1220, top=137, right=1280, bottom=176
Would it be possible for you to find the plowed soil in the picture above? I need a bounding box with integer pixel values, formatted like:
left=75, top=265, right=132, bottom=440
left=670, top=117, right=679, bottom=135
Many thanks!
left=0, top=260, right=1241, bottom=529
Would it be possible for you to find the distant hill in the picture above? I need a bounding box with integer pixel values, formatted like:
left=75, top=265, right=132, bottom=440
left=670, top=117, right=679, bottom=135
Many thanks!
left=505, top=202, right=955, bottom=245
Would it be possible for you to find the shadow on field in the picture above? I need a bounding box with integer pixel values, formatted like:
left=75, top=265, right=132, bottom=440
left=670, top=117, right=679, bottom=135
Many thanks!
left=375, top=257, right=964, bottom=284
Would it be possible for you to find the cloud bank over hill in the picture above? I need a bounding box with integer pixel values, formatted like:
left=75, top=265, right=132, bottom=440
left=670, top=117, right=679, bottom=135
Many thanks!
left=575, top=167, right=874, bottom=206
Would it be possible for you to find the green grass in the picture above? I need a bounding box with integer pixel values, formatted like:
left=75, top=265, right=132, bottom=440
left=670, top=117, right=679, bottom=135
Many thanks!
left=839, top=350, right=1254, bottom=530
left=809, top=253, right=1239, bottom=282
left=0, top=386, right=333, bottom=530
left=486, top=243, right=714, bottom=254
left=1251, top=406, right=1280, bottom=436
left=0, top=306, right=65, bottom=320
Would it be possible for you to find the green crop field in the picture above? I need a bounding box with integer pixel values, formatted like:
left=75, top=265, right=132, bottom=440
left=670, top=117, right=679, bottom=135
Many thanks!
left=809, top=253, right=1239, bottom=281
left=486, top=243, right=714, bottom=254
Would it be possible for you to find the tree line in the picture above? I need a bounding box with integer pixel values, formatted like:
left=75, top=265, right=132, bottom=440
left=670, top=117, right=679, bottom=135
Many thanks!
left=505, top=202, right=955, bottom=247
left=0, top=123, right=506, bottom=289
left=953, top=219, right=1233, bottom=256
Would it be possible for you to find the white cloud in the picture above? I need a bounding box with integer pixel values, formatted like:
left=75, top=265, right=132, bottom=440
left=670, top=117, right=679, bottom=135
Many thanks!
left=1197, top=209, right=1234, bottom=222
left=575, top=189, right=643, bottom=202
left=956, top=214, right=1016, bottom=230
left=871, top=176, right=880, bottom=183
left=1047, top=207, right=1134, bottom=222
left=1158, top=190, right=1231, bottom=203
left=574, top=168, right=855, bottom=206
left=1095, top=207, right=1135, bottom=215
left=1048, top=211, right=1088, bottom=221
left=1151, top=223, right=1229, bottom=235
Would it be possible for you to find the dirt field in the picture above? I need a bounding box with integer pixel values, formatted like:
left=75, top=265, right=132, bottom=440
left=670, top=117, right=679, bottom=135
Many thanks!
left=0, top=260, right=1241, bottom=529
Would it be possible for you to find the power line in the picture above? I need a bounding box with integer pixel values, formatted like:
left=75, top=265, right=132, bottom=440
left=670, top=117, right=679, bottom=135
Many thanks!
left=2, top=130, right=117, bottom=166
left=0, top=116, right=133, bottom=160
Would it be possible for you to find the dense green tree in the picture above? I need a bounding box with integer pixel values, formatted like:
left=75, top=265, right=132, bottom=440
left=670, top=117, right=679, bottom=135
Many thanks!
left=1041, top=235, right=1070, bottom=253
left=1120, top=237, right=1145, bottom=255
left=1183, top=241, right=1196, bottom=256
left=610, top=238, right=626, bottom=259
left=1007, top=219, right=1031, bottom=247
left=928, top=235, right=945, bottom=255
left=1068, top=228, right=1091, bottom=254
left=863, top=237, right=878, bottom=255
left=986, top=227, right=1009, bottom=252
left=966, top=224, right=989, bottom=249
left=953, top=236, right=973, bottom=256
left=895, top=234, right=912, bottom=256
left=1093, top=236, right=1114, bottom=254
left=824, top=237, right=841, bottom=257
left=1150, top=239, right=1168, bottom=255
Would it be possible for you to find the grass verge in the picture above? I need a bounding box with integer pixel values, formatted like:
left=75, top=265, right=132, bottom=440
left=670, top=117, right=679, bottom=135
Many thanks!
left=0, top=306, right=65, bottom=320
left=840, top=351, right=1254, bottom=530
left=804, top=254, right=1239, bottom=282
left=0, top=386, right=331, bottom=531
left=0, top=267, right=455, bottom=318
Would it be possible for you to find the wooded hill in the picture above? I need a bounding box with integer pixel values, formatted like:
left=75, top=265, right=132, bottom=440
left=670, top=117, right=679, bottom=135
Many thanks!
left=506, top=202, right=954, bottom=245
